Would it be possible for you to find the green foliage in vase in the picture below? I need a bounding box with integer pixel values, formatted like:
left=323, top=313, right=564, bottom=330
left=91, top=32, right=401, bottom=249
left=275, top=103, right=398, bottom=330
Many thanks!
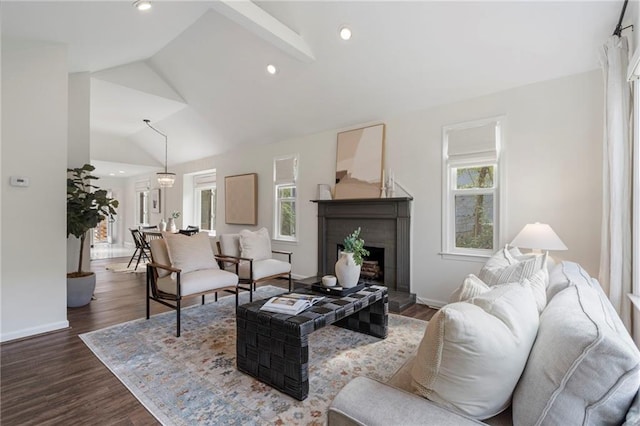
left=67, top=164, right=119, bottom=277
left=343, top=227, right=370, bottom=266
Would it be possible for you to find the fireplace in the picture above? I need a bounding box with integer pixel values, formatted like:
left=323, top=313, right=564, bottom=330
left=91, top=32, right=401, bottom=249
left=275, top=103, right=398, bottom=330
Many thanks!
left=314, top=197, right=415, bottom=312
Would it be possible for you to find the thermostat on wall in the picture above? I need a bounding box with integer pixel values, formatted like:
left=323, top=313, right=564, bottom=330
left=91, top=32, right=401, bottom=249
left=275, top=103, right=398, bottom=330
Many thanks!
left=10, top=176, right=30, bottom=187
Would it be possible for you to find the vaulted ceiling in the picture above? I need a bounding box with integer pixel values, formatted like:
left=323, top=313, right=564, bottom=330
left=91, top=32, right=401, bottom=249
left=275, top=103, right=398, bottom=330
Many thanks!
left=1, top=1, right=623, bottom=177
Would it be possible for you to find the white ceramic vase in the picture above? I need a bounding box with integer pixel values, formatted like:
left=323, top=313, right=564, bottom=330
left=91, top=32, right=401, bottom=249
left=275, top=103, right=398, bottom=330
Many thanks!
left=335, top=251, right=361, bottom=288
left=159, top=219, right=167, bottom=231
left=167, top=218, right=177, bottom=233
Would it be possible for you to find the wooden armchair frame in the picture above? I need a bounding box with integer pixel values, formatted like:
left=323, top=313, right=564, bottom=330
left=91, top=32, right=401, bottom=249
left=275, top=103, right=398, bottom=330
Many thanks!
left=216, top=241, right=293, bottom=292
left=146, top=254, right=251, bottom=337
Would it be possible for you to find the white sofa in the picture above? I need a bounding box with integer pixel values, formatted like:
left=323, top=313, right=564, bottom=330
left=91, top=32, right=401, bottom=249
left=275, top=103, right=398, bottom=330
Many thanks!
left=328, top=261, right=640, bottom=425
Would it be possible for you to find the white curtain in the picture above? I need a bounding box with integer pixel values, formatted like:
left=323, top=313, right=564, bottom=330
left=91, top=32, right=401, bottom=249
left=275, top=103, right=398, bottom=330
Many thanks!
left=599, top=35, right=633, bottom=331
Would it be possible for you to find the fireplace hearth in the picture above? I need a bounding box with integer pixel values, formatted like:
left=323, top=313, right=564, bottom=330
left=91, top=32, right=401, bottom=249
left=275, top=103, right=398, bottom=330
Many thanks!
left=314, top=197, right=415, bottom=312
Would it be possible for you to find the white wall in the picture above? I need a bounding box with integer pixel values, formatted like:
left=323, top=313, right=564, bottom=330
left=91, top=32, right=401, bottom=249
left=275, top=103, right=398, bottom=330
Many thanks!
left=125, top=70, right=603, bottom=307
left=389, top=70, right=602, bottom=305
left=67, top=72, right=91, bottom=273
left=1, top=40, right=69, bottom=341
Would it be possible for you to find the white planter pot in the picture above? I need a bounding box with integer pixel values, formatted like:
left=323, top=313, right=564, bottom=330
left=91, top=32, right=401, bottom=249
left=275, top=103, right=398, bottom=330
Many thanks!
left=335, top=251, right=361, bottom=288
left=67, top=272, right=96, bottom=308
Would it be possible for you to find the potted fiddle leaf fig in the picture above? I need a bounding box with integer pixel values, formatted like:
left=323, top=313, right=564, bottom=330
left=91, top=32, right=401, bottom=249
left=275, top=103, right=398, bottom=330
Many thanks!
left=335, top=227, right=370, bottom=288
left=67, top=164, right=119, bottom=307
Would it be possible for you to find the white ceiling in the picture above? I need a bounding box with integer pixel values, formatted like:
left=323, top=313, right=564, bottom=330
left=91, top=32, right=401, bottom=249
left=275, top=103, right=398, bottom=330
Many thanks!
left=1, top=1, right=624, bottom=178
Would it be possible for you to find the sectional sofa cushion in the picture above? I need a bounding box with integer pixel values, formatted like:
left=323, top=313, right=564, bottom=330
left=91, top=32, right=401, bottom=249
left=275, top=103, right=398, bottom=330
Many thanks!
left=546, top=260, right=598, bottom=301
left=512, top=283, right=640, bottom=425
left=411, top=282, right=539, bottom=419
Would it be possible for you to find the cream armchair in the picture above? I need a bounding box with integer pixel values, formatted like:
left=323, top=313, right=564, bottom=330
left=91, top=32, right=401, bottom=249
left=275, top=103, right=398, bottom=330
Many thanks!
left=217, top=228, right=293, bottom=292
left=146, top=232, right=249, bottom=337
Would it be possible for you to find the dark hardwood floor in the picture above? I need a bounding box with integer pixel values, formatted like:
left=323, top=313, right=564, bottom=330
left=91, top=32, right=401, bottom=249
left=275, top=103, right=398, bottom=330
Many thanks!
left=0, top=257, right=437, bottom=425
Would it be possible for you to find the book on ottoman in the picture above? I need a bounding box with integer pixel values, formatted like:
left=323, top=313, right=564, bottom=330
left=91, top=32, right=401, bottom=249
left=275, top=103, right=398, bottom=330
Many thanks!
left=260, top=293, right=325, bottom=315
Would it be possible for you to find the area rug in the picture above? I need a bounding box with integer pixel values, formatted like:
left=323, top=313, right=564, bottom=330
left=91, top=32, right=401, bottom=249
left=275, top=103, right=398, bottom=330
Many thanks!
left=80, top=286, right=427, bottom=425
left=105, top=262, right=147, bottom=273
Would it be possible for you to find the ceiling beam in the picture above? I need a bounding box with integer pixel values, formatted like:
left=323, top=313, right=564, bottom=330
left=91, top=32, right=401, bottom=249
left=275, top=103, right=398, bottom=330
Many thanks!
left=210, top=0, right=315, bottom=63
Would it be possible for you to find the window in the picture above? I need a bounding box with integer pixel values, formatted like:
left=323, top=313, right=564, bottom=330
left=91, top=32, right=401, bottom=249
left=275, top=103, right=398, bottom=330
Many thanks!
left=274, top=155, right=298, bottom=241
left=193, top=172, right=216, bottom=232
left=442, top=117, right=504, bottom=258
left=134, top=180, right=150, bottom=226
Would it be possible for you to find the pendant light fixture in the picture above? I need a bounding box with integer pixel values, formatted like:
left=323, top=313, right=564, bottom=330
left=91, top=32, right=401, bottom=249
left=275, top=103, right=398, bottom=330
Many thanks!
left=144, top=119, right=175, bottom=188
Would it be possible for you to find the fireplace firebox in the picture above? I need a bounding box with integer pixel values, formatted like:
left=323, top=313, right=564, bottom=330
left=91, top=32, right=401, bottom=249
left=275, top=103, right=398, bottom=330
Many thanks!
left=337, top=244, right=385, bottom=284
left=314, top=197, right=415, bottom=312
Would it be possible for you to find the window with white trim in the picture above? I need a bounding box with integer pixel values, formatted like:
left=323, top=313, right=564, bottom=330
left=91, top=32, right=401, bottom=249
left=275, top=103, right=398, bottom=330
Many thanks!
left=274, top=155, right=298, bottom=241
left=134, top=180, right=150, bottom=226
left=193, top=172, right=216, bottom=233
left=442, top=117, right=504, bottom=258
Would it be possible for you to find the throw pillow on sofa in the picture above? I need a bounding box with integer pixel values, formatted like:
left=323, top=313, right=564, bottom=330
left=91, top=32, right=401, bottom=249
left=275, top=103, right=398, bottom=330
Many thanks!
left=520, top=267, right=548, bottom=314
left=411, top=282, right=539, bottom=419
left=450, top=269, right=548, bottom=313
left=477, top=245, right=520, bottom=282
left=449, top=274, right=491, bottom=303
left=512, top=283, right=640, bottom=425
left=479, top=250, right=547, bottom=287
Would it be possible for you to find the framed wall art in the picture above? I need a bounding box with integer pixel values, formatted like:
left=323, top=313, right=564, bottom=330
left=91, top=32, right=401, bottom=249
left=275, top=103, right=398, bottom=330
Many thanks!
left=150, top=188, right=161, bottom=214
left=225, top=173, right=258, bottom=225
left=334, top=123, right=385, bottom=199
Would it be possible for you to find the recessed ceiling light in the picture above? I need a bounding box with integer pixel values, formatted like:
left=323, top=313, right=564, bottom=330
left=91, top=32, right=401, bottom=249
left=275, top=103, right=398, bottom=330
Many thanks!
left=133, top=0, right=151, bottom=11
left=109, top=173, right=116, bottom=176
left=119, top=170, right=125, bottom=174
left=339, top=26, right=352, bottom=41
left=266, top=64, right=278, bottom=75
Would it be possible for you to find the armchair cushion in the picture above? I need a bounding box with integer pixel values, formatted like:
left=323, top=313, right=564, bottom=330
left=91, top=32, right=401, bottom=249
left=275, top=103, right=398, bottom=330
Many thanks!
left=162, top=232, right=219, bottom=274
left=219, top=233, right=241, bottom=258
left=227, top=258, right=291, bottom=280
left=157, top=268, right=238, bottom=296
left=239, top=227, right=272, bottom=260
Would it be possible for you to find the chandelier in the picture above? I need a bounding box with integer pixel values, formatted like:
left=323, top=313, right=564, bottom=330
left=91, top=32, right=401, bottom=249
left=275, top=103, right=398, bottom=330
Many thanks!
left=143, top=119, right=175, bottom=188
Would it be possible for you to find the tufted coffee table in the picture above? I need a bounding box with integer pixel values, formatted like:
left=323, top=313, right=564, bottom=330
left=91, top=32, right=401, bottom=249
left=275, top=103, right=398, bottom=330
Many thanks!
left=236, top=285, right=388, bottom=400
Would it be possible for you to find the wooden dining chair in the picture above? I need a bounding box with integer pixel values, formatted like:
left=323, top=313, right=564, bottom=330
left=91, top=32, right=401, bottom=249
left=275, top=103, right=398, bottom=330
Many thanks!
left=127, top=228, right=151, bottom=270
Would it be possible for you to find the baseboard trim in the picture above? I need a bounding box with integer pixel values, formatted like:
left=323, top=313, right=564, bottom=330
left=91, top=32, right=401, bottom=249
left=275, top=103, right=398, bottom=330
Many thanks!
left=0, top=320, right=70, bottom=343
left=415, top=296, right=446, bottom=309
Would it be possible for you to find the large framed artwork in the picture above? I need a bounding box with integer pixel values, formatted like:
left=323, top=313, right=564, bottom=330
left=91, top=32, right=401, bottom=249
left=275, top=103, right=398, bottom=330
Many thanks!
left=225, top=173, right=258, bottom=225
left=150, top=188, right=161, bottom=213
left=334, top=123, right=385, bottom=199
